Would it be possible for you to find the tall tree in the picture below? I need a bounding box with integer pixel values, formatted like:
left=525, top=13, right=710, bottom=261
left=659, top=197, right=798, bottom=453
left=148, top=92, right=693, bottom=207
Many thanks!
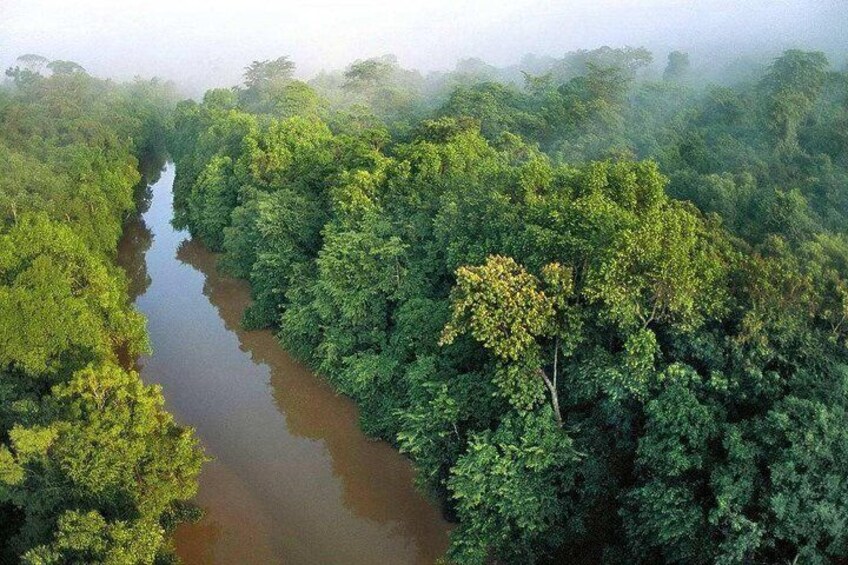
left=663, top=51, right=690, bottom=81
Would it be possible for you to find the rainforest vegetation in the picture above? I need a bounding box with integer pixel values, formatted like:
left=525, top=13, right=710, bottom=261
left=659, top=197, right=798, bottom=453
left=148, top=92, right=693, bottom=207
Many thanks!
left=169, top=47, right=848, bottom=564
left=3, top=42, right=848, bottom=565
left=0, top=58, right=204, bottom=563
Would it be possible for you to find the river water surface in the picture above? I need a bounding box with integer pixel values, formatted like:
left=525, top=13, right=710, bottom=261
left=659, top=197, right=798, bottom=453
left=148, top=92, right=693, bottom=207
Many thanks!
left=117, top=164, right=450, bottom=564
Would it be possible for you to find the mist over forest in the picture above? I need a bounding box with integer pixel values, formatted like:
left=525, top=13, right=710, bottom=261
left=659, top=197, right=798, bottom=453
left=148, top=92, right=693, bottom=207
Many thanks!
left=2, top=0, right=846, bottom=94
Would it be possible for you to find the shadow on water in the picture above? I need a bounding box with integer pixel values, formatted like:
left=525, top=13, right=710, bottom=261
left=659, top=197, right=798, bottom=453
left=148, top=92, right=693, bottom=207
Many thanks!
left=118, top=164, right=450, bottom=565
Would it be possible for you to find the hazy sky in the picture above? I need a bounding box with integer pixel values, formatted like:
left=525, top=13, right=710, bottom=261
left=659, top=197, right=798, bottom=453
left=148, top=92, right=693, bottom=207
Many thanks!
left=1, top=0, right=845, bottom=92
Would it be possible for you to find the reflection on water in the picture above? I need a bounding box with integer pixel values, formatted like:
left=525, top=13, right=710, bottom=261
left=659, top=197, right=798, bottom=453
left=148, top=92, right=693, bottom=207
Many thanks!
left=117, top=215, right=153, bottom=302
left=117, top=164, right=450, bottom=565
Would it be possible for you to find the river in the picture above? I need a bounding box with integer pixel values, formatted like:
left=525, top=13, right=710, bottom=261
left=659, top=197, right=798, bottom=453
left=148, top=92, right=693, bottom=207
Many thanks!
left=117, top=164, right=451, bottom=564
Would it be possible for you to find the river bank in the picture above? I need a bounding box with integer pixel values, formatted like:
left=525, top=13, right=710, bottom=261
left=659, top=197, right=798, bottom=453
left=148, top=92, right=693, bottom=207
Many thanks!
left=117, top=164, right=450, bottom=564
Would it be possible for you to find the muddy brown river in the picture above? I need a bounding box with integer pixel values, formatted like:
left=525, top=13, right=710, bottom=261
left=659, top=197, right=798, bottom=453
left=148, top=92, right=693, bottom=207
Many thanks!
left=117, top=164, right=450, bottom=564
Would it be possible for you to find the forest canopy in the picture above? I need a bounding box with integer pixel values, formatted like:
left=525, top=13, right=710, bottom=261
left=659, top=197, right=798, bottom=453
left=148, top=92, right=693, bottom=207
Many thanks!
left=0, top=57, right=204, bottom=564
left=168, top=46, right=848, bottom=564
left=3, top=38, right=848, bottom=564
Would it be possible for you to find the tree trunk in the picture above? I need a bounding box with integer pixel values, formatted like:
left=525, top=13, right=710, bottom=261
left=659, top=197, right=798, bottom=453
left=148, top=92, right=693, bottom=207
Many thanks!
left=538, top=367, right=563, bottom=426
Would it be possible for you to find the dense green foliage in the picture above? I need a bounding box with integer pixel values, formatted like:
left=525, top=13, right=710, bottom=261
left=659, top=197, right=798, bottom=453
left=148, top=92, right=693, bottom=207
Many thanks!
left=0, top=58, right=204, bottom=563
left=170, top=48, right=848, bottom=563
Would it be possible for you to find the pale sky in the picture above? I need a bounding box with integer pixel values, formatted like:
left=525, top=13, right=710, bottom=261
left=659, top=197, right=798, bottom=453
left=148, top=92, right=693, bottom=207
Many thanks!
left=1, top=0, right=845, bottom=92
